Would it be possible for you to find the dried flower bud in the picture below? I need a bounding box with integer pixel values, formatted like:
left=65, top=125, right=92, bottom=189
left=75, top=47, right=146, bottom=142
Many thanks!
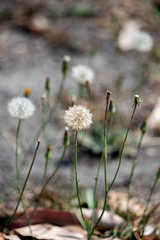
left=37, top=138, right=41, bottom=143
left=156, top=166, right=160, bottom=179
left=69, top=95, right=77, bottom=106
left=45, top=77, right=51, bottom=93
left=63, top=127, right=70, bottom=147
left=106, top=90, right=112, bottom=105
left=62, top=55, right=71, bottom=76
left=109, top=98, right=116, bottom=114
left=45, top=145, right=52, bottom=160
left=133, top=94, right=141, bottom=107
left=41, top=95, right=46, bottom=108
left=24, top=88, right=32, bottom=97
left=141, top=118, right=147, bottom=135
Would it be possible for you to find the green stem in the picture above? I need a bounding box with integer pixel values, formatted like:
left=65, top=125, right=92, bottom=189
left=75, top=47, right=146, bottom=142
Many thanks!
left=88, top=101, right=138, bottom=239
left=90, top=150, right=104, bottom=232
left=126, top=133, right=144, bottom=239
left=13, top=146, right=67, bottom=221
left=141, top=175, right=159, bottom=239
left=108, top=104, right=137, bottom=192
left=0, top=74, right=67, bottom=203
left=88, top=92, right=111, bottom=239
left=15, top=120, right=32, bottom=237
left=74, top=131, right=86, bottom=229
left=42, top=158, right=49, bottom=186
left=4, top=139, right=40, bottom=229
left=51, top=74, right=66, bottom=117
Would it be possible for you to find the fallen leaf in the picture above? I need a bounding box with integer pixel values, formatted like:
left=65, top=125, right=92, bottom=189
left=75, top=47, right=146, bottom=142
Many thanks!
left=4, top=208, right=81, bottom=229
left=108, top=191, right=145, bottom=218
left=2, top=233, right=21, bottom=240
left=82, top=208, right=126, bottom=230
left=15, top=224, right=86, bottom=240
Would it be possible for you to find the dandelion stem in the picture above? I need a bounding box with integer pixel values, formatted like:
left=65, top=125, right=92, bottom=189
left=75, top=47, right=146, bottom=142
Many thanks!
left=108, top=100, right=138, bottom=192
left=88, top=91, right=111, bottom=239
left=126, top=132, right=144, bottom=239
left=13, top=145, right=67, bottom=222
left=3, top=139, right=41, bottom=229
left=51, top=74, right=66, bottom=116
left=141, top=173, right=160, bottom=239
left=74, top=131, right=86, bottom=229
left=90, top=150, right=104, bottom=232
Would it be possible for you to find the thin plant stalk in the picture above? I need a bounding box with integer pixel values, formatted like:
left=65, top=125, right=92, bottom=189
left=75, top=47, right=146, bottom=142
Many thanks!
left=74, top=131, right=87, bottom=229
left=42, top=158, right=49, bottom=186
left=50, top=74, right=67, bottom=118
left=88, top=91, right=111, bottom=239
left=14, top=145, right=67, bottom=221
left=107, top=112, right=113, bottom=137
left=88, top=95, right=140, bottom=239
left=126, top=132, right=145, bottom=239
left=0, top=71, right=68, bottom=203
left=3, top=135, right=41, bottom=230
left=89, top=150, right=104, bottom=232
left=108, top=98, right=139, bottom=192
left=141, top=170, right=160, bottom=239
left=15, top=120, right=32, bottom=237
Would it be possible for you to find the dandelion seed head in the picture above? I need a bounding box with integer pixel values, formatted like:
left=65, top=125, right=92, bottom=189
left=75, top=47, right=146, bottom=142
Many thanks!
left=64, top=105, right=93, bottom=131
left=63, top=55, right=71, bottom=63
left=71, top=65, right=94, bottom=85
left=8, top=96, right=35, bottom=120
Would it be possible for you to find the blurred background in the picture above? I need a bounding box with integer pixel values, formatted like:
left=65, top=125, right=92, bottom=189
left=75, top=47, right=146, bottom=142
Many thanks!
left=0, top=0, right=160, bottom=220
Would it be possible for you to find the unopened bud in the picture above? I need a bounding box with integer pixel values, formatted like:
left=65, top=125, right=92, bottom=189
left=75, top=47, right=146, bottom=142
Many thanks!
left=45, top=145, right=52, bottom=160
left=45, top=77, right=51, bottom=93
left=62, top=55, right=71, bottom=76
left=63, top=127, right=70, bottom=147
left=109, top=98, right=116, bottom=114
left=106, top=90, right=112, bottom=105
left=24, top=88, right=32, bottom=97
left=134, top=94, right=141, bottom=107
left=37, top=138, right=41, bottom=143
left=141, top=118, right=147, bottom=135
left=156, top=166, right=160, bottom=179
left=69, top=95, right=77, bottom=106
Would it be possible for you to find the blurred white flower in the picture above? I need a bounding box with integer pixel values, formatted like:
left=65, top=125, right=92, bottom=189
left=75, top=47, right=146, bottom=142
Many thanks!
left=8, top=97, right=35, bottom=120
left=118, top=20, right=153, bottom=52
left=71, top=65, right=95, bottom=85
left=64, top=105, right=92, bottom=131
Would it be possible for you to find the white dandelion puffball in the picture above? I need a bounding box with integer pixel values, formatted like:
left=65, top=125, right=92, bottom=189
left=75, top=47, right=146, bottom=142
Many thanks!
left=71, top=65, right=95, bottom=85
left=64, top=105, right=93, bottom=131
left=8, top=97, right=35, bottom=120
left=118, top=20, right=153, bottom=52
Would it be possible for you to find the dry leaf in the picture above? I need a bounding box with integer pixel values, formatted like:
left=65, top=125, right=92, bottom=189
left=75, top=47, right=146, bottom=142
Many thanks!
left=108, top=191, right=145, bottom=218
left=82, top=208, right=126, bottom=230
left=15, top=224, right=86, bottom=240
left=2, top=233, right=21, bottom=240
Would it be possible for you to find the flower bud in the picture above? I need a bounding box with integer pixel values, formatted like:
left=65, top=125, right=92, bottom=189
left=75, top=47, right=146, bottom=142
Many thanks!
left=24, top=88, right=32, bottom=97
left=156, top=166, right=160, bottom=179
left=45, top=145, right=52, bottom=160
left=63, top=127, right=70, bottom=147
left=134, top=94, right=141, bottom=107
left=140, top=118, right=147, bottom=135
left=62, top=55, right=71, bottom=76
left=45, top=77, right=51, bottom=93
left=109, top=98, right=116, bottom=114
